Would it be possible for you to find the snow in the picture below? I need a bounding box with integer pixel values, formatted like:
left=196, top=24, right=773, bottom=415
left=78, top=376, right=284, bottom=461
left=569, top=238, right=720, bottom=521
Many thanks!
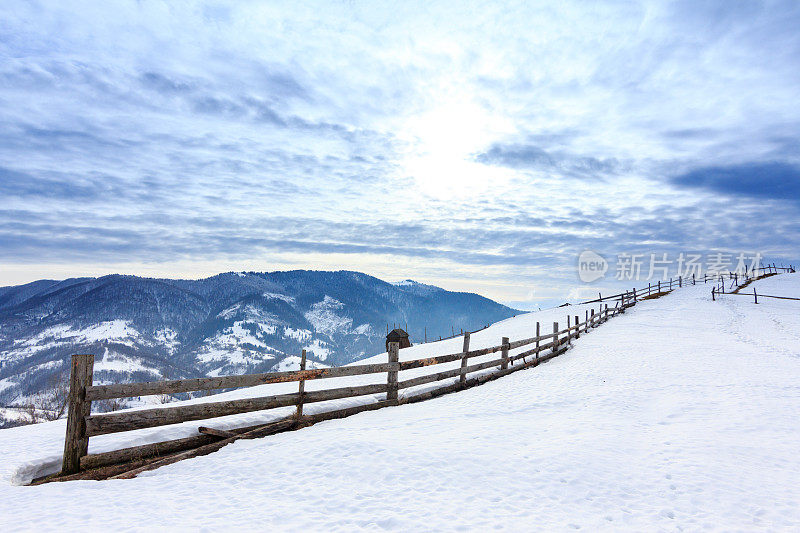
left=353, top=323, right=372, bottom=335
left=6, top=321, right=141, bottom=361
left=304, top=295, right=353, bottom=335
left=0, top=407, right=29, bottom=425
left=152, top=328, right=180, bottom=353
left=303, top=338, right=331, bottom=360
left=0, top=378, right=15, bottom=393
left=1, top=274, right=800, bottom=530
left=263, top=292, right=295, bottom=303
left=92, top=348, right=157, bottom=377
left=283, top=327, right=312, bottom=342
left=195, top=321, right=285, bottom=365
left=272, top=355, right=329, bottom=372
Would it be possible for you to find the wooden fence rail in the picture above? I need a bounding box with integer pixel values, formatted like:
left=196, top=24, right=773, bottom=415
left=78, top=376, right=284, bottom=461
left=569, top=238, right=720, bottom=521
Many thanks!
left=57, top=269, right=793, bottom=479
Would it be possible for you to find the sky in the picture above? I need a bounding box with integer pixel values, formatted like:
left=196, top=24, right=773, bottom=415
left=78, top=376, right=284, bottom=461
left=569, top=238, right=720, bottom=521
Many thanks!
left=0, top=0, right=799, bottom=309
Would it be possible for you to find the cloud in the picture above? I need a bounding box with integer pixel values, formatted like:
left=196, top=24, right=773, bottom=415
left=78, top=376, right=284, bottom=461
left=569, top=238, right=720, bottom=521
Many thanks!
left=670, top=162, right=800, bottom=201
left=475, top=143, right=620, bottom=179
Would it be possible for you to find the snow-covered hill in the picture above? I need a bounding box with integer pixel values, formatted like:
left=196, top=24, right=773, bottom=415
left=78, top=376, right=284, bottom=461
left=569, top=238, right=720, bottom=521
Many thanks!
left=0, top=270, right=518, bottom=408
left=0, top=273, right=799, bottom=530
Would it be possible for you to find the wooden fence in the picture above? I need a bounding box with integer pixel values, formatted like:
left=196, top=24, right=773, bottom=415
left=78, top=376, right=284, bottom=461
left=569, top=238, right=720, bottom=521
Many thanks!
left=710, top=265, right=796, bottom=303
left=55, top=267, right=794, bottom=480
left=58, top=299, right=643, bottom=479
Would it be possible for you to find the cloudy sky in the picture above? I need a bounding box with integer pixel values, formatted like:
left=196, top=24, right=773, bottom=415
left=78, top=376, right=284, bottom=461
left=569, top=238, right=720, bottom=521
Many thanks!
left=1, top=0, right=799, bottom=308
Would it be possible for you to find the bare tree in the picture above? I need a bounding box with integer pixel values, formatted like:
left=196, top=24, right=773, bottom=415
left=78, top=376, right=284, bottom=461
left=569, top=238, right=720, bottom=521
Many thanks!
left=26, top=370, right=70, bottom=422
left=96, top=397, right=125, bottom=413
left=158, top=368, right=175, bottom=404
left=23, top=402, right=40, bottom=424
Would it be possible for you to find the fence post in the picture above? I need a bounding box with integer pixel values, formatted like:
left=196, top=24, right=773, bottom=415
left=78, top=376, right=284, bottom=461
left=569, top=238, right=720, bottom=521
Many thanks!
left=460, top=332, right=470, bottom=386
left=387, top=342, right=399, bottom=405
left=500, top=336, right=509, bottom=370
left=552, top=322, right=558, bottom=353
left=753, top=287, right=758, bottom=304
left=535, top=322, right=540, bottom=365
left=590, top=309, right=595, bottom=327
left=574, top=315, right=580, bottom=338
left=61, top=354, right=94, bottom=475
left=679, top=276, right=682, bottom=288
left=296, top=349, right=307, bottom=419
left=658, top=280, right=661, bottom=293
left=712, top=287, right=716, bottom=301
left=500, top=337, right=508, bottom=370
left=604, top=304, right=609, bottom=322
left=566, top=315, right=572, bottom=344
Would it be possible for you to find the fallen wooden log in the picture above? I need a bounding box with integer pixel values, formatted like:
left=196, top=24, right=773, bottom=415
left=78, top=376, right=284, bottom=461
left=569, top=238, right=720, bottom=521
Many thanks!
left=109, top=418, right=299, bottom=480
left=198, top=426, right=236, bottom=438
left=81, top=421, right=273, bottom=470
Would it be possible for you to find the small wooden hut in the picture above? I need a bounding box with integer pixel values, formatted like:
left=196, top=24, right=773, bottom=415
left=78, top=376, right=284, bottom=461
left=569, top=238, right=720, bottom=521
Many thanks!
left=386, top=328, right=412, bottom=351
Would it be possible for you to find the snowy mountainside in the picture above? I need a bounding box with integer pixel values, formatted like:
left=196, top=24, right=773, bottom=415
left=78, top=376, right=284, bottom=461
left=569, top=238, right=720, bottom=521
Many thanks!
left=0, top=270, right=518, bottom=407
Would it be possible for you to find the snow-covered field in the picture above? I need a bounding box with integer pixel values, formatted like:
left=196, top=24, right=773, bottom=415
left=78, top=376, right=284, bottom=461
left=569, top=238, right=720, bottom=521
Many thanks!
left=0, top=274, right=799, bottom=531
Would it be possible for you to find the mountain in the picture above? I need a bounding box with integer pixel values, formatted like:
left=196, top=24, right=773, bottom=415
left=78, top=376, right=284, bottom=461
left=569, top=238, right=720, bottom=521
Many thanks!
left=0, top=270, right=519, bottom=407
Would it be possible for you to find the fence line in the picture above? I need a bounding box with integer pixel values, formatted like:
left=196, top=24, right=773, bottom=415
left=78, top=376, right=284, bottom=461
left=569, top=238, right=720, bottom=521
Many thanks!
left=53, top=268, right=794, bottom=480
left=711, top=265, right=796, bottom=302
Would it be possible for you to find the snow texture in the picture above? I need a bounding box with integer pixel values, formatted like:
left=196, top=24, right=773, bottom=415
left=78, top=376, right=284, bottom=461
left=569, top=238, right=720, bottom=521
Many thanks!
left=0, top=274, right=799, bottom=530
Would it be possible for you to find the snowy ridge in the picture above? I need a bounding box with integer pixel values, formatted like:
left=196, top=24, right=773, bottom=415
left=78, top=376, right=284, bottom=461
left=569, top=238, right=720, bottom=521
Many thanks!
left=0, top=270, right=518, bottom=407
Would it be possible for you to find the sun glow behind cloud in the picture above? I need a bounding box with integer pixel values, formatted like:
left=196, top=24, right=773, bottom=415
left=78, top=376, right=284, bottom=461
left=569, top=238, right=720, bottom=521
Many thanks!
left=397, top=94, right=516, bottom=199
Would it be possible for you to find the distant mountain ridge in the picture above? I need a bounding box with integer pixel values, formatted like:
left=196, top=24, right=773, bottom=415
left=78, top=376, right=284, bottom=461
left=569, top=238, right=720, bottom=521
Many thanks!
left=0, top=270, right=519, bottom=407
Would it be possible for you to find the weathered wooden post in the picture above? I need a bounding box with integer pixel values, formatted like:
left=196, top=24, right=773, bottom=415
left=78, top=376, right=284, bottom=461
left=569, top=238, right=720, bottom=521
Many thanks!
left=552, top=322, right=558, bottom=353
left=460, top=332, right=470, bottom=387
left=679, top=276, right=682, bottom=288
left=567, top=315, right=572, bottom=344
left=753, top=287, right=758, bottom=304
left=574, top=315, right=580, bottom=338
left=62, top=354, right=94, bottom=475
left=590, top=309, right=595, bottom=327
left=296, top=349, right=307, bottom=419
left=501, top=336, right=509, bottom=370
left=387, top=342, right=399, bottom=405
left=658, top=280, right=661, bottom=293
left=712, top=287, right=716, bottom=301
left=535, top=322, right=541, bottom=365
